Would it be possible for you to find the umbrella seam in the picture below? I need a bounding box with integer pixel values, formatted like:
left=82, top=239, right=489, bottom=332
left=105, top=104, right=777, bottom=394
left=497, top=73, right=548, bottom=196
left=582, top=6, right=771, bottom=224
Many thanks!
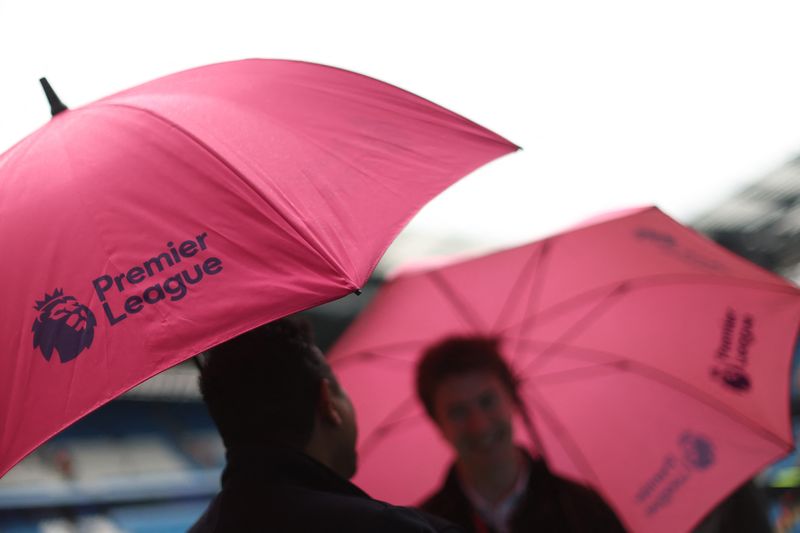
left=502, top=273, right=799, bottom=339
left=358, top=395, right=421, bottom=458
left=520, top=344, right=793, bottom=449
left=500, top=241, right=552, bottom=362
left=494, top=242, right=543, bottom=331
left=427, top=270, right=488, bottom=331
left=2, top=281, right=357, bottom=479
left=87, top=103, right=358, bottom=289
left=521, top=385, right=606, bottom=493
left=230, top=101, right=517, bottom=286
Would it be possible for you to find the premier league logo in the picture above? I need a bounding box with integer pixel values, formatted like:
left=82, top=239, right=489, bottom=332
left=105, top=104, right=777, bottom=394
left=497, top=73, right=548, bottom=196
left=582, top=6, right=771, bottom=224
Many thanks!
left=710, top=365, right=751, bottom=392
left=32, top=289, right=97, bottom=363
left=710, top=309, right=754, bottom=393
left=679, top=431, right=715, bottom=470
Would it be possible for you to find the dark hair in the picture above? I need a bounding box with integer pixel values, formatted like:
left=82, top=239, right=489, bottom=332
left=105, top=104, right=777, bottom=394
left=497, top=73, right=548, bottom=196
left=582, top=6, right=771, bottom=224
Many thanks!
left=198, top=317, right=337, bottom=449
left=415, top=336, right=520, bottom=419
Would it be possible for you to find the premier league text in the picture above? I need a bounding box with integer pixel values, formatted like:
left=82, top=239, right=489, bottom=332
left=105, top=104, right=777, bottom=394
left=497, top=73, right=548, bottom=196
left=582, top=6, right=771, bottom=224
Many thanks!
left=92, top=232, right=223, bottom=326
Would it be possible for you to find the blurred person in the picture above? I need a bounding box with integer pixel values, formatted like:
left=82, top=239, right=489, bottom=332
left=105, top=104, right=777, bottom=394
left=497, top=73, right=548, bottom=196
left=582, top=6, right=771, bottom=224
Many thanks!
left=416, top=336, right=626, bottom=533
left=190, top=317, right=462, bottom=533
left=691, top=479, right=772, bottom=533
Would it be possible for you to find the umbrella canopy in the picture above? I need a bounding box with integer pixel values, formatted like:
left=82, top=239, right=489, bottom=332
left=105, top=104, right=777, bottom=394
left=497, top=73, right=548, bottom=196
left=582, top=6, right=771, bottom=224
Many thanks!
left=0, top=59, right=517, bottom=477
left=329, top=206, right=800, bottom=533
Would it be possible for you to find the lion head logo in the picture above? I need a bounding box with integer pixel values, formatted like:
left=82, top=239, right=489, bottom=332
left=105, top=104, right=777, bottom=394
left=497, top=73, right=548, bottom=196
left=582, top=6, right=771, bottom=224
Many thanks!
left=710, top=365, right=751, bottom=392
left=679, top=431, right=715, bottom=470
left=32, top=289, right=97, bottom=363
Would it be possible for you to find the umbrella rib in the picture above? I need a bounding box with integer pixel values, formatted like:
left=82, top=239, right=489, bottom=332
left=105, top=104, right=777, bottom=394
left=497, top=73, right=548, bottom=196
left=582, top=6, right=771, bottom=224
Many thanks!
left=517, top=342, right=793, bottom=450
left=500, top=281, right=631, bottom=339
left=427, top=270, right=488, bottom=331
left=358, top=395, right=423, bottom=458
left=495, top=241, right=552, bottom=358
left=92, top=103, right=359, bottom=289
left=521, top=283, right=630, bottom=374
left=502, top=272, right=796, bottom=339
left=522, top=385, right=605, bottom=489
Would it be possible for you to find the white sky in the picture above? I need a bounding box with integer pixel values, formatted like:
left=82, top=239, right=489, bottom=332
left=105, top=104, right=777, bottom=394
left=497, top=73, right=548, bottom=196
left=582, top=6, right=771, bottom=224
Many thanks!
left=2, top=0, right=800, bottom=255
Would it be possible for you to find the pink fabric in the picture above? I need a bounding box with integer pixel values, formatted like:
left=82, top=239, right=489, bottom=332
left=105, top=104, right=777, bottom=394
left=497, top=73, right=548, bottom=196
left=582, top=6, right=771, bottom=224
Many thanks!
left=0, top=59, right=517, bottom=477
left=329, top=206, right=800, bottom=533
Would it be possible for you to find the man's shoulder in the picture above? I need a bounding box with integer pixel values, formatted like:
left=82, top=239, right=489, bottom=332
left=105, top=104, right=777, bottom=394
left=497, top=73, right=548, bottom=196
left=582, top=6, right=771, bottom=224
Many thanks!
left=302, top=482, right=463, bottom=532
left=420, top=480, right=461, bottom=514
left=365, top=503, right=464, bottom=532
left=190, top=481, right=461, bottom=533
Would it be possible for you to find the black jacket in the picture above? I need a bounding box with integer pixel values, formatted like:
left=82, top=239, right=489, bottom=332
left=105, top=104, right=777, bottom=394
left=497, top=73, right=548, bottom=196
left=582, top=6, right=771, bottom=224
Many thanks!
left=189, top=445, right=463, bottom=533
left=420, top=453, right=627, bottom=533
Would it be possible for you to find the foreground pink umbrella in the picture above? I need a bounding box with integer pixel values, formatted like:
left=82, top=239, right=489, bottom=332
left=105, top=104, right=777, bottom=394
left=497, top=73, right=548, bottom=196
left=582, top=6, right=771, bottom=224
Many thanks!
left=0, top=59, right=517, bottom=477
left=329, top=206, right=800, bottom=533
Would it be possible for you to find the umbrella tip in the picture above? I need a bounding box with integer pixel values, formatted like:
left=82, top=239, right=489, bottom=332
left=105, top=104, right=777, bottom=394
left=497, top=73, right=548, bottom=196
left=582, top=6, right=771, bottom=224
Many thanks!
left=39, top=77, right=68, bottom=117
left=354, top=289, right=363, bottom=296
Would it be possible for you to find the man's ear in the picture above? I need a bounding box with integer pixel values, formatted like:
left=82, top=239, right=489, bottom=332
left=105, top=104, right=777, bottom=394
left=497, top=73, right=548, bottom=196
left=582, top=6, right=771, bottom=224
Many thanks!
left=318, top=378, right=343, bottom=426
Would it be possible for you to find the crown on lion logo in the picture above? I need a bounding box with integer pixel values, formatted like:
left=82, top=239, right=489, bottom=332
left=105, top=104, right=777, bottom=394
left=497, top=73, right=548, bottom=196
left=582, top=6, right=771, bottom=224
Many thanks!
left=34, top=288, right=65, bottom=311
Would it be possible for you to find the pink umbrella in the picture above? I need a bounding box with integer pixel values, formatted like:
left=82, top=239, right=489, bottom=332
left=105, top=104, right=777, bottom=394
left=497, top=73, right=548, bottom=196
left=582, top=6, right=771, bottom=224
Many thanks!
left=329, top=206, right=800, bottom=533
left=0, top=59, right=517, bottom=477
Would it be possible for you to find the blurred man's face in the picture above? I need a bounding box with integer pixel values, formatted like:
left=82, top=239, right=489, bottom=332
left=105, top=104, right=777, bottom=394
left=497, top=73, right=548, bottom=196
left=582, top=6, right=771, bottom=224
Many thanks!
left=432, top=371, right=516, bottom=468
left=330, top=382, right=358, bottom=479
left=313, top=347, right=358, bottom=479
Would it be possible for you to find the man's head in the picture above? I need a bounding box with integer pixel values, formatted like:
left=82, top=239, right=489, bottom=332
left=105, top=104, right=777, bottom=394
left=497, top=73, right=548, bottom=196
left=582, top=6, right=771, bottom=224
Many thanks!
left=416, top=336, right=520, bottom=468
left=199, top=317, right=357, bottom=478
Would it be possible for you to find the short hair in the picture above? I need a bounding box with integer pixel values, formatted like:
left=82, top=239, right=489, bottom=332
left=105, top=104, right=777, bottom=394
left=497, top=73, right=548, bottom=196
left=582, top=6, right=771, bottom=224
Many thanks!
left=198, top=317, right=337, bottom=449
left=415, top=336, right=521, bottom=419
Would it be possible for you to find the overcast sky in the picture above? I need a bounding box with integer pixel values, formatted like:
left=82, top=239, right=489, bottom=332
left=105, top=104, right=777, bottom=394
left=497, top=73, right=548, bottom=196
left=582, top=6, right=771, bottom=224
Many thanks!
left=3, top=0, right=800, bottom=255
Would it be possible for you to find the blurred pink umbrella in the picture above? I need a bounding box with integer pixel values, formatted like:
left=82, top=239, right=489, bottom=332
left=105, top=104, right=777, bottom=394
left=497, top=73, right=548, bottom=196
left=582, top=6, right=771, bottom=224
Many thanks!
left=0, top=59, right=517, bottom=477
left=329, top=206, right=800, bottom=533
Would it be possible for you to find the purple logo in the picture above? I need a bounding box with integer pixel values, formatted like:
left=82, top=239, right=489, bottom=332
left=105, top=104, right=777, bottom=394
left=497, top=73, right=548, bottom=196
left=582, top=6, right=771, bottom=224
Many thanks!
left=634, top=227, right=724, bottom=271
left=634, top=228, right=676, bottom=247
left=635, top=431, right=716, bottom=515
left=32, top=289, right=97, bottom=363
left=710, top=309, right=754, bottom=392
left=679, top=431, right=714, bottom=470
left=710, top=365, right=751, bottom=391
left=90, top=232, right=223, bottom=327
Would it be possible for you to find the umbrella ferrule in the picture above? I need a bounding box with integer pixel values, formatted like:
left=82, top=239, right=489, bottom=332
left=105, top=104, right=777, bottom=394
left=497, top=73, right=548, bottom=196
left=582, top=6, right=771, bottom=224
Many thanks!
left=39, top=77, right=68, bottom=117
